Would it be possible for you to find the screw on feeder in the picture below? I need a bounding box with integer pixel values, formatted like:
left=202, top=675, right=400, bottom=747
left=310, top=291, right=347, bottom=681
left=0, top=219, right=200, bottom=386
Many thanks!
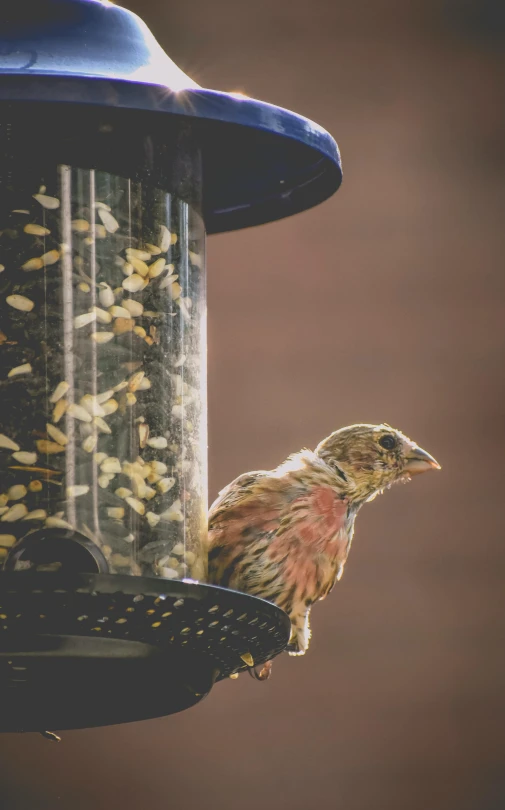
left=0, top=0, right=341, bottom=732
left=40, top=730, right=62, bottom=743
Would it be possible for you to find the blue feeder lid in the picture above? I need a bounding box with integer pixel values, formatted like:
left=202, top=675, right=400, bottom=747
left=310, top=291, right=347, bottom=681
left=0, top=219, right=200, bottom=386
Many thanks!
left=0, top=0, right=342, bottom=234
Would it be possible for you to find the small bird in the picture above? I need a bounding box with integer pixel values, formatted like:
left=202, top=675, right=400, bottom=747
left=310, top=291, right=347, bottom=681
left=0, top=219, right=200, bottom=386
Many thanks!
left=208, top=424, right=440, bottom=678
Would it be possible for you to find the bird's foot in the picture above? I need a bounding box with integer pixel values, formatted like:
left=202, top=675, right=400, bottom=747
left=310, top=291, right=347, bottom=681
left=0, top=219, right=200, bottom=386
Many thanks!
left=248, top=660, right=273, bottom=681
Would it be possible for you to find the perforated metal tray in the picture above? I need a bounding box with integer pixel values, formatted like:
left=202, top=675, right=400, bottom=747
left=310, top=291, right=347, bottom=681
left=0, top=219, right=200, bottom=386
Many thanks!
left=0, top=573, right=290, bottom=731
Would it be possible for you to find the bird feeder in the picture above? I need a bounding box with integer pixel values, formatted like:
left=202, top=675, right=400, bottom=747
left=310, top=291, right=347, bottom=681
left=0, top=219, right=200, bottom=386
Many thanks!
left=0, top=0, right=342, bottom=732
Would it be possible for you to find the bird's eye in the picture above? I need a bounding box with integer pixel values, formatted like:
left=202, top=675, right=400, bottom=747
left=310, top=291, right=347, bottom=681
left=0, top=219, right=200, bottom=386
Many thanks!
left=379, top=434, right=396, bottom=450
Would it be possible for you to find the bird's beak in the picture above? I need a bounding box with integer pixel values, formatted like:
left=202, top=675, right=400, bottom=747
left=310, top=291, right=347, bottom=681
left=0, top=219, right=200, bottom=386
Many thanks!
left=403, top=443, right=441, bottom=476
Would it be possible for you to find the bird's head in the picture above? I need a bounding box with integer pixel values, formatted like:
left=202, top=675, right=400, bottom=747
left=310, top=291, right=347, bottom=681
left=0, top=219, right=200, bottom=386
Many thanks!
left=315, top=423, right=440, bottom=504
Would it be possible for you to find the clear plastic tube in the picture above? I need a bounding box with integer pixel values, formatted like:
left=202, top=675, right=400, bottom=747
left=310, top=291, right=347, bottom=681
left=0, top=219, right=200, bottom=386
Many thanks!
left=0, top=105, right=207, bottom=581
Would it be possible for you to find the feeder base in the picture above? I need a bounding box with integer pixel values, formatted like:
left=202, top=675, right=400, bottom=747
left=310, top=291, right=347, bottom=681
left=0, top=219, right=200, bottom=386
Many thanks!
left=0, top=573, right=290, bottom=731
left=0, top=635, right=217, bottom=731
left=0, top=635, right=215, bottom=732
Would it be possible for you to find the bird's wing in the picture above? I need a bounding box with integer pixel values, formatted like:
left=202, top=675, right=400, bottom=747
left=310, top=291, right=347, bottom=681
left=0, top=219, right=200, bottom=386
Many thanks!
left=209, top=470, right=271, bottom=515
left=208, top=470, right=293, bottom=538
left=207, top=470, right=297, bottom=586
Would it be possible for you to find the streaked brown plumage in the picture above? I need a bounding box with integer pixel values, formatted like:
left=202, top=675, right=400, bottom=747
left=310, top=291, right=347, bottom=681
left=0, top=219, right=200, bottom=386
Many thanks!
left=208, top=424, right=440, bottom=676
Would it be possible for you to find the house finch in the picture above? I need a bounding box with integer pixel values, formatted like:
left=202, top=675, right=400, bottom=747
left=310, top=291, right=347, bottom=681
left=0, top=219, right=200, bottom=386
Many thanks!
left=208, top=424, right=440, bottom=678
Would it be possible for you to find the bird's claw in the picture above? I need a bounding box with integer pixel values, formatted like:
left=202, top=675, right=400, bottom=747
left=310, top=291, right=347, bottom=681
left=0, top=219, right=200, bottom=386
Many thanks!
left=248, top=660, right=273, bottom=681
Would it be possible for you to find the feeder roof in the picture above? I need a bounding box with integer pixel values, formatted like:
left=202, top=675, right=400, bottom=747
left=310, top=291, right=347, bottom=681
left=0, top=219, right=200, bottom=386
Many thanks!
left=0, top=0, right=342, bottom=233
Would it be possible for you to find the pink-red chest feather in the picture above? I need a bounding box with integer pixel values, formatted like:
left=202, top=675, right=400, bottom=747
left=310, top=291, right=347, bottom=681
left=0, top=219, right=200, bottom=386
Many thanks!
left=268, top=485, right=351, bottom=602
left=208, top=473, right=354, bottom=615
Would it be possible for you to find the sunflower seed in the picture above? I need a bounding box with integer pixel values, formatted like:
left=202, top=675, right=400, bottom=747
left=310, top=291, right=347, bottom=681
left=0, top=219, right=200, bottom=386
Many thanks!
left=46, top=423, right=68, bottom=446
left=147, top=257, right=167, bottom=278
left=91, top=331, right=114, bottom=343
left=22, top=257, right=44, bottom=271
left=66, top=485, right=89, bottom=497
left=82, top=434, right=98, bottom=453
left=157, top=477, right=176, bottom=494
left=71, top=219, right=89, bottom=232
left=115, top=488, right=133, bottom=499
left=109, top=305, right=131, bottom=319
left=74, top=311, right=96, bottom=329
left=94, top=416, right=111, bottom=434
left=168, top=282, right=182, bottom=300
left=8, top=363, right=32, bottom=377
left=113, top=318, right=135, bottom=335
left=112, top=381, right=127, bottom=395
left=100, top=457, right=121, bottom=474
left=97, top=208, right=119, bottom=233
left=128, top=256, right=149, bottom=277
left=146, top=512, right=161, bottom=528
left=36, top=440, right=66, bottom=455
left=138, top=423, right=149, bottom=448
left=41, top=250, right=60, bottom=266
left=126, top=248, right=151, bottom=261
left=1, top=503, right=28, bottom=522
left=0, top=535, right=16, bottom=546
left=160, top=499, right=184, bottom=522
left=80, top=395, right=105, bottom=417
left=23, top=509, right=47, bottom=521
left=101, top=399, right=118, bottom=416
left=33, top=193, right=60, bottom=209
left=151, top=461, right=168, bottom=475
left=189, top=251, right=203, bottom=269
left=107, top=507, right=125, bottom=520
left=6, top=294, right=34, bottom=312
left=92, top=306, right=113, bottom=324
left=125, top=497, right=145, bottom=515
left=147, top=437, right=167, bottom=449
left=128, top=371, right=145, bottom=392
left=160, top=567, right=178, bottom=579
left=159, top=225, right=171, bottom=252
left=24, top=223, right=50, bottom=236
left=12, top=451, right=37, bottom=465
left=131, top=473, right=147, bottom=498
left=67, top=403, right=92, bottom=423
left=46, top=516, right=73, bottom=530
left=95, top=389, right=114, bottom=404
left=52, top=399, right=68, bottom=423
left=8, top=485, right=27, bottom=500
left=98, top=284, right=115, bottom=308
left=159, top=274, right=178, bottom=290
left=122, top=299, right=143, bottom=317
left=50, top=381, right=70, bottom=403
left=122, top=274, right=145, bottom=292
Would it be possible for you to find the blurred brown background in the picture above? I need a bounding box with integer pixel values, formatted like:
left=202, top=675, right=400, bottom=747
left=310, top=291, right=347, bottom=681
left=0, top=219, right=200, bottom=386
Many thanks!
left=1, top=0, right=504, bottom=808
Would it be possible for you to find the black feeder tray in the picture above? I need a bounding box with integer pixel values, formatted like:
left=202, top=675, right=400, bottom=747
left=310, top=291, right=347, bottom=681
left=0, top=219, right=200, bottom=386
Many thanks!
left=0, top=571, right=291, bottom=731
left=0, top=0, right=341, bottom=732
